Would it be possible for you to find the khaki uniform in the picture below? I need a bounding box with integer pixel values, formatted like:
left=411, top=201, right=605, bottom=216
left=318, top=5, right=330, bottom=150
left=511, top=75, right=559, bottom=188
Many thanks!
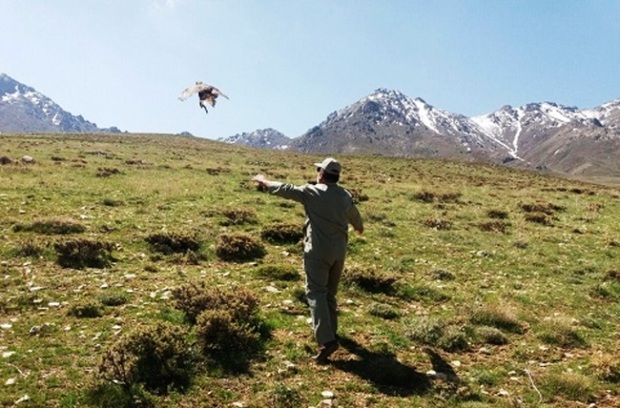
left=268, top=181, right=363, bottom=344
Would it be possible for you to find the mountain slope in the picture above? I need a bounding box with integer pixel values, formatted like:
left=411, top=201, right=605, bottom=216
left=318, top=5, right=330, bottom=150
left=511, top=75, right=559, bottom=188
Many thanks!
left=0, top=73, right=120, bottom=134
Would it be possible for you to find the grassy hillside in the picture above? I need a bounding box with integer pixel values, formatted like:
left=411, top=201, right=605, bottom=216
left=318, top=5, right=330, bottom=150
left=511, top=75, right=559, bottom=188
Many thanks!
left=1, top=134, right=619, bottom=408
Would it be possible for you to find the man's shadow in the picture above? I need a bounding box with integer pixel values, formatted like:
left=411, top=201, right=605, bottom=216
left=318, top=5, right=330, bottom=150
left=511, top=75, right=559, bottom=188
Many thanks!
left=330, top=337, right=435, bottom=397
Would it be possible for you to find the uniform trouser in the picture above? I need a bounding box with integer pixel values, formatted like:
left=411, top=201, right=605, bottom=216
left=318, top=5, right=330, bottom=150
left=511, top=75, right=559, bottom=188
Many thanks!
left=304, top=255, right=345, bottom=345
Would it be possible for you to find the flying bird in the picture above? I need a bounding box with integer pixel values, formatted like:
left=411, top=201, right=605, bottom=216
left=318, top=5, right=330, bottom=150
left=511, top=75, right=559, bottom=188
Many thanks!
left=178, top=81, right=229, bottom=114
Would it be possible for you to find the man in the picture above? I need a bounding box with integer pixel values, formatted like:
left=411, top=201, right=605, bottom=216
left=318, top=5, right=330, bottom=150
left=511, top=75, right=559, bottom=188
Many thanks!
left=252, top=157, right=364, bottom=363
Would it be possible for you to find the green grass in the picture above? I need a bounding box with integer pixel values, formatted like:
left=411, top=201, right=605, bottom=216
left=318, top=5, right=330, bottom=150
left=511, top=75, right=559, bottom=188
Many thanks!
left=1, top=133, right=619, bottom=407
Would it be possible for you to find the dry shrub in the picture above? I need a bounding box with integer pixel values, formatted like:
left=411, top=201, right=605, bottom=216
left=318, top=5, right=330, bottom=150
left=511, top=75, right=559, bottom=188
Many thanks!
left=605, top=270, right=620, bottom=281
left=347, top=188, right=369, bottom=204
left=195, top=309, right=263, bottom=372
left=172, top=282, right=268, bottom=372
left=220, top=207, right=258, bottom=226
left=437, top=192, right=461, bottom=203
left=261, top=222, right=303, bottom=244
left=524, top=213, right=554, bottom=226
left=478, top=220, right=509, bottom=233
left=404, top=316, right=468, bottom=352
left=54, top=239, right=115, bottom=269
left=431, top=269, right=455, bottom=281
left=96, top=167, right=121, bottom=177
left=343, top=266, right=397, bottom=294
left=98, top=322, right=194, bottom=395
left=487, top=209, right=509, bottom=219
left=67, top=301, right=103, bottom=318
left=215, top=233, right=265, bottom=262
left=519, top=201, right=565, bottom=215
left=422, top=218, right=452, bottom=230
left=591, top=352, right=620, bottom=383
left=171, top=282, right=259, bottom=325
left=14, top=241, right=44, bottom=258
left=13, top=218, right=85, bottom=235
left=99, top=292, right=129, bottom=307
left=412, top=190, right=435, bottom=203
left=145, top=232, right=200, bottom=255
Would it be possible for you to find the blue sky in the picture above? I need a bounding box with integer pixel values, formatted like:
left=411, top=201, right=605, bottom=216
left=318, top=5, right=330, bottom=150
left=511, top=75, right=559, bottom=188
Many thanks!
left=1, top=0, right=619, bottom=139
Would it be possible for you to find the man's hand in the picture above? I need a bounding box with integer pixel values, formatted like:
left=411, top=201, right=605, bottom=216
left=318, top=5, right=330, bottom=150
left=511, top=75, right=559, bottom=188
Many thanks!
left=252, top=174, right=270, bottom=190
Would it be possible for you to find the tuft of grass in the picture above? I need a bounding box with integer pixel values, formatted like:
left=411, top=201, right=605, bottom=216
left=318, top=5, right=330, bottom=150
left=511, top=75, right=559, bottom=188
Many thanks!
left=470, top=305, right=524, bottom=334
left=540, top=371, right=596, bottom=403
left=536, top=318, right=587, bottom=348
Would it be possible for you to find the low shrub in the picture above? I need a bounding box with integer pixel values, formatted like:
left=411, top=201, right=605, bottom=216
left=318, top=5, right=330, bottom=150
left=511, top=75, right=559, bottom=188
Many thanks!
left=97, top=322, right=195, bottom=395
left=171, top=282, right=260, bottom=325
left=368, top=302, right=401, bottom=320
left=404, top=316, right=468, bottom=352
left=487, top=209, right=509, bottom=219
left=13, top=218, right=85, bottom=235
left=422, top=218, right=452, bottom=230
left=477, top=220, right=509, bottom=233
left=215, top=233, right=266, bottom=262
left=474, top=326, right=509, bottom=345
left=67, top=301, right=104, bottom=318
left=145, top=232, right=200, bottom=255
left=524, top=213, right=554, bottom=226
left=254, top=263, right=300, bottom=281
left=519, top=202, right=566, bottom=215
left=96, top=167, right=122, bottom=177
left=54, top=239, right=116, bottom=269
left=99, top=292, right=129, bottom=307
left=195, top=309, right=262, bottom=372
left=271, top=384, right=303, bottom=408
left=343, top=266, right=398, bottom=294
left=261, top=223, right=303, bottom=244
left=220, top=207, right=258, bottom=226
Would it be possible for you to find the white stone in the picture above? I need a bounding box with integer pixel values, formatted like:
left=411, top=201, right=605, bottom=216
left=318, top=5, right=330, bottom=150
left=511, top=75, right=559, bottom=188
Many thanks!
left=321, top=390, right=335, bottom=399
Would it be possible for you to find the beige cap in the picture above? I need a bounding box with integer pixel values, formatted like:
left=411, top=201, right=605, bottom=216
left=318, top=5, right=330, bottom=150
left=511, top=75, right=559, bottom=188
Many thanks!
left=314, top=157, right=341, bottom=176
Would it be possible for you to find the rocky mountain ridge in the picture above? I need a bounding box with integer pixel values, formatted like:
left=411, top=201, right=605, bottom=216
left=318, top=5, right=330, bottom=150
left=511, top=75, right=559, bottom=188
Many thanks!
left=0, top=73, right=120, bottom=134
left=223, top=89, right=620, bottom=179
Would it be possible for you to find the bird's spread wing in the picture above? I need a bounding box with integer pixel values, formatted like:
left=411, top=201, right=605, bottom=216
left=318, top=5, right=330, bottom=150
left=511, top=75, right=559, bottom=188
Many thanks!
left=211, top=87, right=229, bottom=99
left=178, top=82, right=210, bottom=101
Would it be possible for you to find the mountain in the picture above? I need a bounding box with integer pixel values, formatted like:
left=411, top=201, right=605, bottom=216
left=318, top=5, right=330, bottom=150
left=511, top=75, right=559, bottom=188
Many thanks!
left=224, top=89, right=620, bottom=180
left=0, top=73, right=120, bottom=134
left=218, top=128, right=290, bottom=149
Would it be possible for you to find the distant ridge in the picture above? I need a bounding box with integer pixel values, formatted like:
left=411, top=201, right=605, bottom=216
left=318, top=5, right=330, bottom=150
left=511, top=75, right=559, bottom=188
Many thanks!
left=0, top=73, right=121, bottom=134
left=225, top=89, right=620, bottom=181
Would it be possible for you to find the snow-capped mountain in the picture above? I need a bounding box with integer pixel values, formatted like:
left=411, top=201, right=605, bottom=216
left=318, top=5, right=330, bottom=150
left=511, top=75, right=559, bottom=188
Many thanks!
left=289, top=89, right=510, bottom=161
left=0, top=73, right=120, bottom=134
left=218, top=128, right=290, bottom=149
